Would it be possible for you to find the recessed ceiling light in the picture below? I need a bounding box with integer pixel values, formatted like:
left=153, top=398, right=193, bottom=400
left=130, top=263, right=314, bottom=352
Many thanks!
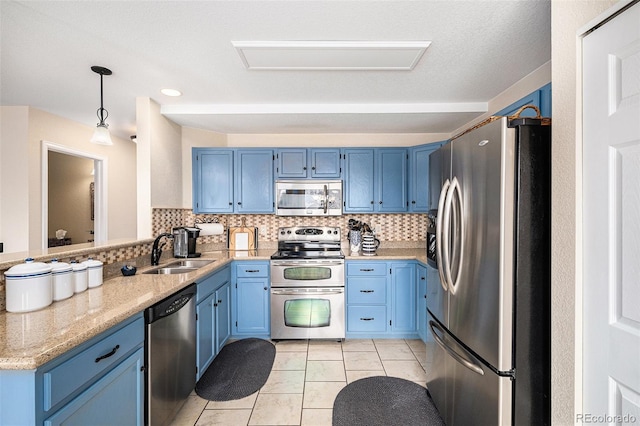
left=161, top=88, right=182, bottom=97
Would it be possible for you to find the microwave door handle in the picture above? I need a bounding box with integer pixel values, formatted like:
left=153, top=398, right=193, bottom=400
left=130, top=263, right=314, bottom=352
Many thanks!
left=323, top=184, right=328, bottom=214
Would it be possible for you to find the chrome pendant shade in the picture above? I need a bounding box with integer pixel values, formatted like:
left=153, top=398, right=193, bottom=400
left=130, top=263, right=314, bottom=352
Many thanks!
left=90, top=66, right=113, bottom=145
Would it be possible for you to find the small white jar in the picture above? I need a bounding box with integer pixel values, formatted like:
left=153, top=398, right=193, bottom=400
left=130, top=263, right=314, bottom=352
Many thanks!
left=83, top=258, right=104, bottom=288
left=49, top=259, right=73, bottom=301
left=4, top=258, right=53, bottom=313
left=71, top=261, right=88, bottom=293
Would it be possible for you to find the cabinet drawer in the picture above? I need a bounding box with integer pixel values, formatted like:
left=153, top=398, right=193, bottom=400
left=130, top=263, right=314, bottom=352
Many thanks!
left=236, top=263, right=268, bottom=278
left=347, top=262, right=386, bottom=276
left=43, top=316, right=144, bottom=411
left=347, top=277, right=386, bottom=304
left=347, top=306, right=387, bottom=332
left=198, top=265, right=231, bottom=302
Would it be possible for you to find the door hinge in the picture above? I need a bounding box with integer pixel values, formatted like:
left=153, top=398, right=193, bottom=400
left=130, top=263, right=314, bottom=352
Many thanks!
left=195, top=313, right=198, bottom=321
left=389, top=320, right=392, bottom=326
left=390, top=268, right=392, bottom=274
left=235, top=321, right=238, bottom=327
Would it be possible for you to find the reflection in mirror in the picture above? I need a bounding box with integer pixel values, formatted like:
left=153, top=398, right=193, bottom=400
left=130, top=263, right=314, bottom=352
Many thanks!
left=48, top=152, right=94, bottom=247
left=42, top=141, right=107, bottom=251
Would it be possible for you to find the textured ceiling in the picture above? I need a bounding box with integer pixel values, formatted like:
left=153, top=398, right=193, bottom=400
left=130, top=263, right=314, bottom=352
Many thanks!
left=0, top=1, right=551, bottom=137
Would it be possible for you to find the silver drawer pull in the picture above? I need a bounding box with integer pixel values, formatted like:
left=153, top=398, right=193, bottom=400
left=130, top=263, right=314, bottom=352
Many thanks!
left=360, top=317, right=375, bottom=321
left=360, top=290, right=374, bottom=293
left=95, top=345, right=120, bottom=363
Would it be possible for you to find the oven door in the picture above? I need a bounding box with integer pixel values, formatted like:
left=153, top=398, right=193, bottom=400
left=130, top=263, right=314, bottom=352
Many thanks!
left=270, top=287, right=345, bottom=339
left=271, top=260, right=344, bottom=288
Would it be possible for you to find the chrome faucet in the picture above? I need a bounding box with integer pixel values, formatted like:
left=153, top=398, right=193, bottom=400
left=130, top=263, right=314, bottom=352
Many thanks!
left=151, top=233, right=173, bottom=266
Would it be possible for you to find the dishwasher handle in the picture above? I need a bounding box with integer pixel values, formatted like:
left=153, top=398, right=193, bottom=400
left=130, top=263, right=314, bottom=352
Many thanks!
left=145, top=283, right=196, bottom=323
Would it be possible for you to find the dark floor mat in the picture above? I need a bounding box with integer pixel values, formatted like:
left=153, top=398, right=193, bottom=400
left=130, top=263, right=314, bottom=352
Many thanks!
left=195, top=338, right=275, bottom=401
left=332, top=376, right=445, bottom=426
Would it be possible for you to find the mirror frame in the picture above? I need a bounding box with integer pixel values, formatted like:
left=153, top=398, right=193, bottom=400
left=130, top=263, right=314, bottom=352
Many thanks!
left=41, top=140, right=108, bottom=249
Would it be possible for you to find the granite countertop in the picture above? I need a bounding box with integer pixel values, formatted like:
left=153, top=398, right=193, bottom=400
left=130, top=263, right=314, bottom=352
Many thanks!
left=0, top=247, right=424, bottom=370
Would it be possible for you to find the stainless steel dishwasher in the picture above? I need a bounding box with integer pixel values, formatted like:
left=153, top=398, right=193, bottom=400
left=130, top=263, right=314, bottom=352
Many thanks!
left=145, top=283, right=196, bottom=426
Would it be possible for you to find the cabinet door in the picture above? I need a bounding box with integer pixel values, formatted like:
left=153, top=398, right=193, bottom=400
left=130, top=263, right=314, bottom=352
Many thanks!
left=276, top=148, right=308, bottom=178
left=196, top=294, right=215, bottom=379
left=377, top=149, right=408, bottom=212
left=344, top=149, right=375, bottom=212
left=44, top=348, right=144, bottom=426
left=235, top=278, right=270, bottom=335
left=235, top=149, right=274, bottom=213
left=193, top=149, right=234, bottom=213
left=416, top=264, right=428, bottom=342
left=215, top=282, right=231, bottom=354
left=409, top=145, right=439, bottom=212
left=309, top=149, right=341, bottom=178
left=390, top=262, right=416, bottom=332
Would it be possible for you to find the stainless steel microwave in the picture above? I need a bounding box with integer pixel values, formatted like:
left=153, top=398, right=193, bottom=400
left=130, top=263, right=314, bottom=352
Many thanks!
left=275, top=180, right=343, bottom=216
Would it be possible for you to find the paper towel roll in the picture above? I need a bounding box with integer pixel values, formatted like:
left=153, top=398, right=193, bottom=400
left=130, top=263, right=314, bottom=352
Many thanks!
left=196, top=223, right=224, bottom=236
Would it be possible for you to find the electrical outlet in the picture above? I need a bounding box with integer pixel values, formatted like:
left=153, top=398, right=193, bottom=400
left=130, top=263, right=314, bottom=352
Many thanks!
left=259, top=226, right=268, bottom=236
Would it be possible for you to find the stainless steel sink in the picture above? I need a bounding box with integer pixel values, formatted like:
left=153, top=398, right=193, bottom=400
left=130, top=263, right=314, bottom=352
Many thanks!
left=142, top=259, right=215, bottom=275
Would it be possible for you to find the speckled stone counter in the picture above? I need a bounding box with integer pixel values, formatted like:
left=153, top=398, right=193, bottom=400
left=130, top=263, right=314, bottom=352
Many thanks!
left=0, top=246, right=424, bottom=370
left=0, top=249, right=273, bottom=370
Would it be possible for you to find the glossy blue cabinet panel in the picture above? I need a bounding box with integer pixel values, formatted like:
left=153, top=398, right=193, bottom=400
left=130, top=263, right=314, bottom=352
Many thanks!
left=276, top=148, right=307, bottom=178
left=234, top=262, right=270, bottom=336
left=196, top=293, right=215, bottom=380
left=215, top=282, right=231, bottom=354
left=44, top=348, right=144, bottom=426
left=416, top=264, right=428, bottom=342
left=347, top=306, right=387, bottom=333
left=197, top=266, right=231, bottom=304
left=347, top=277, right=387, bottom=304
left=235, top=149, right=274, bottom=213
left=377, top=149, right=408, bottom=212
left=409, top=144, right=441, bottom=212
left=391, top=262, right=417, bottom=332
left=309, top=148, right=341, bottom=178
left=343, top=149, right=375, bottom=212
left=193, top=149, right=234, bottom=213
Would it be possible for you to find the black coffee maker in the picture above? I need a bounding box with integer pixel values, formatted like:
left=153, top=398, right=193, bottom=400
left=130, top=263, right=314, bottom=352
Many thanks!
left=172, top=226, right=201, bottom=258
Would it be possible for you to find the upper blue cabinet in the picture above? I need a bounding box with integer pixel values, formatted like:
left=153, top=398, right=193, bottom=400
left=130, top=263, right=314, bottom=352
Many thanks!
left=495, top=83, right=552, bottom=117
left=409, top=143, right=442, bottom=213
left=275, top=148, right=341, bottom=179
left=193, top=148, right=274, bottom=214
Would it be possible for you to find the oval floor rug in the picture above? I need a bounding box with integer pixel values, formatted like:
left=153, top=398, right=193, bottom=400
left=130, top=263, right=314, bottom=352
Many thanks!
left=195, top=338, right=275, bottom=401
left=332, top=376, right=445, bottom=426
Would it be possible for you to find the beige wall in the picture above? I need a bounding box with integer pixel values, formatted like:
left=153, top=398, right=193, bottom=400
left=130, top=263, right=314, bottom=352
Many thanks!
left=0, top=106, right=137, bottom=253
left=550, top=1, right=619, bottom=424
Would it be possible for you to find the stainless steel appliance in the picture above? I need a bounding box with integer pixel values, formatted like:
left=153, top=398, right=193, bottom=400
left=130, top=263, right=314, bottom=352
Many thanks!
left=426, top=116, right=551, bottom=425
left=270, top=226, right=345, bottom=339
left=145, top=284, right=197, bottom=425
left=275, top=180, right=343, bottom=216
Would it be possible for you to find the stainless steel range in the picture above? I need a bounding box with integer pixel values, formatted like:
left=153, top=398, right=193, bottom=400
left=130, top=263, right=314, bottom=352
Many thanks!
left=270, top=226, right=345, bottom=340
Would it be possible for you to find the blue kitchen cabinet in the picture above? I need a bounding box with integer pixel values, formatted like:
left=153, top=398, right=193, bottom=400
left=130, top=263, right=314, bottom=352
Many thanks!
left=495, top=83, right=552, bottom=117
left=346, top=260, right=418, bottom=338
left=196, top=265, right=231, bottom=379
left=343, top=148, right=408, bottom=213
left=0, top=314, right=144, bottom=426
left=233, top=262, right=270, bottom=337
left=416, top=263, right=428, bottom=342
left=343, top=149, right=375, bottom=212
left=193, top=149, right=234, bottom=213
left=275, top=148, right=341, bottom=179
left=235, top=149, right=274, bottom=213
left=192, top=148, right=274, bottom=213
left=409, top=144, right=442, bottom=213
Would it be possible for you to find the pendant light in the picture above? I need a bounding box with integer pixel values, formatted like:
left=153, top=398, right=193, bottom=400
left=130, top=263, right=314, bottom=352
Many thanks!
left=90, top=66, right=113, bottom=145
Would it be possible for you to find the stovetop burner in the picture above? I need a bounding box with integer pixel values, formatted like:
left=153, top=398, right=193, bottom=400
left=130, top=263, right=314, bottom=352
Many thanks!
left=271, top=226, right=343, bottom=260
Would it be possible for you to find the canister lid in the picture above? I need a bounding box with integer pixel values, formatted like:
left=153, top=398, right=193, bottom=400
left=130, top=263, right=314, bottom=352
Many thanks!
left=5, top=258, right=52, bottom=278
left=82, top=257, right=103, bottom=268
left=49, top=258, right=72, bottom=273
left=70, top=261, right=88, bottom=271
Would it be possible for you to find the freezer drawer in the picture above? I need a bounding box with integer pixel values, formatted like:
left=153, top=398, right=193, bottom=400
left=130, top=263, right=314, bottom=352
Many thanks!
left=426, top=313, right=513, bottom=426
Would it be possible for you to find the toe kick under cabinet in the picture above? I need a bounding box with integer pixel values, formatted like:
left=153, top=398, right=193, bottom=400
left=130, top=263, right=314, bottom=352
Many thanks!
left=0, top=314, right=145, bottom=426
left=346, top=260, right=418, bottom=339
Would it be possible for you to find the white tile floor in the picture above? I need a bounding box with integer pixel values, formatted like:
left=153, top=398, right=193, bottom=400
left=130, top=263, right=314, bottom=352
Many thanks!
left=170, top=338, right=428, bottom=426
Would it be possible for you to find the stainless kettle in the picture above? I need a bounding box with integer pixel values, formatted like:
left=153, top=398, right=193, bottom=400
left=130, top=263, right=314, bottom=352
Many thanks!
left=172, top=227, right=188, bottom=258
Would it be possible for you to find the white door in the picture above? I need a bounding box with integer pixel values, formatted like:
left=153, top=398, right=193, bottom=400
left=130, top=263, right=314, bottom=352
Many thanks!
left=583, top=1, right=640, bottom=422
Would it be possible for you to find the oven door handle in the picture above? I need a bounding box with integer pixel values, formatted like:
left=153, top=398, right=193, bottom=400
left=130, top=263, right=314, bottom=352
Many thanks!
left=271, top=261, right=344, bottom=267
left=271, top=288, right=344, bottom=296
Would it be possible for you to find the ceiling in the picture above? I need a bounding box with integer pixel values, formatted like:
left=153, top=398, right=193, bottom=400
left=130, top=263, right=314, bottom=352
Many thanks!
left=0, top=1, right=551, bottom=139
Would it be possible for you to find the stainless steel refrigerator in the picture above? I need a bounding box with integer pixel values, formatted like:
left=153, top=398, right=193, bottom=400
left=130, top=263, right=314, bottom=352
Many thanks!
left=426, top=116, right=551, bottom=425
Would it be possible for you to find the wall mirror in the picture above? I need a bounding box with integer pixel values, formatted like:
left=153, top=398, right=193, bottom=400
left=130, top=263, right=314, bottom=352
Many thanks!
left=41, top=141, right=107, bottom=250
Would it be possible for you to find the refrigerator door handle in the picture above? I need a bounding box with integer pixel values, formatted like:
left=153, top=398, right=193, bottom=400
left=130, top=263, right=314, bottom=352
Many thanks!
left=449, top=177, right=464, bottom=294
left=441, top=177, right=459, bottom=293
left=429, top=320, right=484, bottom=376
left=436, top=179, right=451, bottom=292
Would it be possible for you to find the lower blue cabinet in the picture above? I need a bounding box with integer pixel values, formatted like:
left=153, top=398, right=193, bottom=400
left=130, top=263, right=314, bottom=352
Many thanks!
left=233, top=262, right=270, bottom=337
left=416, top=264, right=428, bottom=343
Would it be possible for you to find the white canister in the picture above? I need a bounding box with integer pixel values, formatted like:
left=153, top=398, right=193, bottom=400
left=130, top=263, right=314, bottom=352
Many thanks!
left=49, top=259, right=73, bottom=301
left=83, top=258, right=104, bottom=288
left=71, top=261, right=88, bottom=293
left=4, top=258, right=53, bottom=313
